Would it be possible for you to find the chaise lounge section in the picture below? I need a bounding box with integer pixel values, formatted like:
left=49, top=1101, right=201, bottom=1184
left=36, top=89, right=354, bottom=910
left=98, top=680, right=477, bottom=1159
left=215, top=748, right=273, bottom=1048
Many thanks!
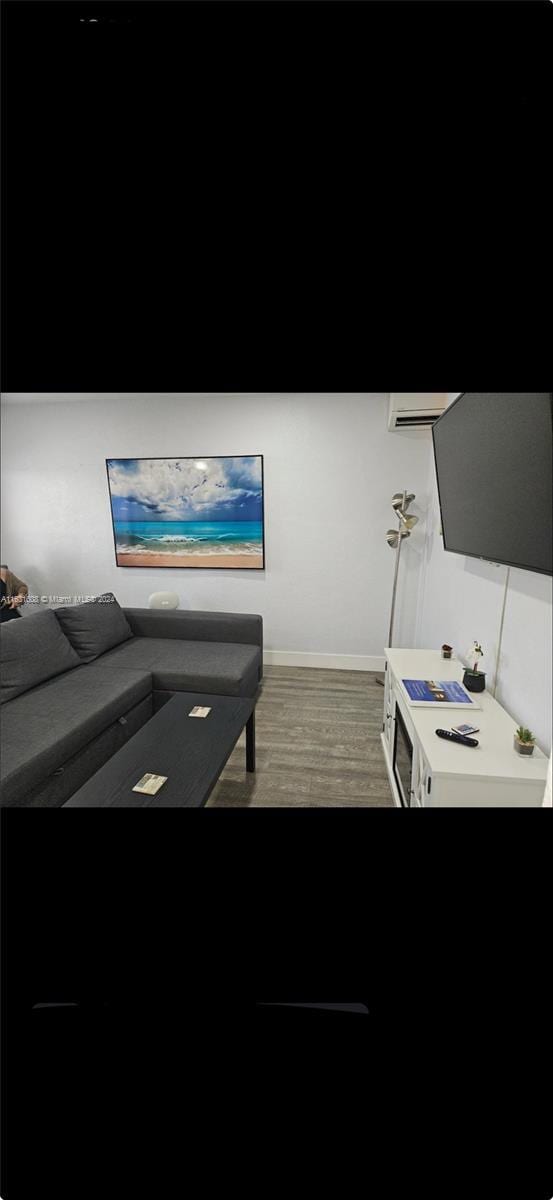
left=0, top=595, right=263, bottom=808
left=99, top=608, right=262, bottom=708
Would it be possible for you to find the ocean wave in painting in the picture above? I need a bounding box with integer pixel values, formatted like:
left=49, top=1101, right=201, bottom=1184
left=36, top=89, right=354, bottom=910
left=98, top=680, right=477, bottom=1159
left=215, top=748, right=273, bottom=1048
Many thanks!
left=115, top=520, right=263, bottom=556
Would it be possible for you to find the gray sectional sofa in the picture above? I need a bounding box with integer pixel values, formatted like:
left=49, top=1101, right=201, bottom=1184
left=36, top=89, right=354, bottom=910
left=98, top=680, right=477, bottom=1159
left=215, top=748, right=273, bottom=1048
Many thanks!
left=0, top=594, right=263, bottom=807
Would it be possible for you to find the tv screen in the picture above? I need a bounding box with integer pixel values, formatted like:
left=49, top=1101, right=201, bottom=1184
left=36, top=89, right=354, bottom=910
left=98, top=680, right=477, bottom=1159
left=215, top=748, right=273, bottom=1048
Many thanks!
left=432, top=394, right=552, bottom=576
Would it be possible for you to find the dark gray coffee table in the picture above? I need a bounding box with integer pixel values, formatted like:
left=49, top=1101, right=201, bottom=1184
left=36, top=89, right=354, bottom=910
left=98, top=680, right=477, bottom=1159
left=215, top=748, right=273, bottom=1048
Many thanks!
left=63, top=692, right=256, bottom=807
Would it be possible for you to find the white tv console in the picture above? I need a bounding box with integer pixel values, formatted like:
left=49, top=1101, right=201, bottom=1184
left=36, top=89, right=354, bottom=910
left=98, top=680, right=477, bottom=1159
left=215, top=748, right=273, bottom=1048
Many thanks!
left=381, top=648, right=548, bottom=807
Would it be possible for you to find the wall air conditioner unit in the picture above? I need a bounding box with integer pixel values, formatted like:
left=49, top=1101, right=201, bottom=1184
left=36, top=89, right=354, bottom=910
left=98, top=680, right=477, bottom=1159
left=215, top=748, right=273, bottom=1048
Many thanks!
left=387, top=393, right=447, bottom=431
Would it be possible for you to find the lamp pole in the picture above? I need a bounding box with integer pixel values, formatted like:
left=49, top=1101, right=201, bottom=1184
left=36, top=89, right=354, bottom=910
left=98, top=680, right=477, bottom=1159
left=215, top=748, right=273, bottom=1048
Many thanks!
left=387, top=489, right=407, bottom=649
left=377, top=490, right=417, bottom=686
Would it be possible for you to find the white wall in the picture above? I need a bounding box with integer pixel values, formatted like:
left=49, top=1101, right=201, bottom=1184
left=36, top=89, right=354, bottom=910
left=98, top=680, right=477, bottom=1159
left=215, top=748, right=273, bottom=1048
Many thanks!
left=416, top=395, right=552, bottom=756
left=0, top=394, right=432, bottom=668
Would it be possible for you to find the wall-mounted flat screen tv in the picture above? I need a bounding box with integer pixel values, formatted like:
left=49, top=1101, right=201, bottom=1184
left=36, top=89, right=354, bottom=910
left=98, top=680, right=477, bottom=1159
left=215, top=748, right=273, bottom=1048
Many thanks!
left=106, top=456, right=265, bottom=569
left=432, top=394, right=552, bottom=576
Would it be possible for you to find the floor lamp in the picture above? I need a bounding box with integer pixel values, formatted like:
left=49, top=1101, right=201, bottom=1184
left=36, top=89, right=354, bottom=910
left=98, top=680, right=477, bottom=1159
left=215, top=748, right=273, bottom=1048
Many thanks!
left=376, top=491, right=418, bottom=686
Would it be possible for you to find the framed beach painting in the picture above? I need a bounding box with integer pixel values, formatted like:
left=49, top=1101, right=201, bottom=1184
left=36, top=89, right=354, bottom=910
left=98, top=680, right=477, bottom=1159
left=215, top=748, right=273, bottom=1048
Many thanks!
left=106, top=456, right=265, bottom=569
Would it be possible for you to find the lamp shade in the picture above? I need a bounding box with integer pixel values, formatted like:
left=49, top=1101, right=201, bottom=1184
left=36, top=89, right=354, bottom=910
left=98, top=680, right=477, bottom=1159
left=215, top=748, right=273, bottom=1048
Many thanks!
left=398, top=512, right=419, bottom=530
left=386, top=528, right=411, bottom=548
left=392, top=492, right=415, bottom=512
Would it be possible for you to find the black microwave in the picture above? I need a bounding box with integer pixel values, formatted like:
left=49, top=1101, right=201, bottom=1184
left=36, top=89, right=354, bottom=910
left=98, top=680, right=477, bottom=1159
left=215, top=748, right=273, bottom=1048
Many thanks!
left=393, top=702, right=414, bottom=807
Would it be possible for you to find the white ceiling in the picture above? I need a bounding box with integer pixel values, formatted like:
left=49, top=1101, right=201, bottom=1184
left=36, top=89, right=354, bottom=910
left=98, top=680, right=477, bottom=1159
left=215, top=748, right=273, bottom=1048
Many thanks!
left=1, top=393, right=383, bottom=405
left=1, top=393, right=251, bottom=404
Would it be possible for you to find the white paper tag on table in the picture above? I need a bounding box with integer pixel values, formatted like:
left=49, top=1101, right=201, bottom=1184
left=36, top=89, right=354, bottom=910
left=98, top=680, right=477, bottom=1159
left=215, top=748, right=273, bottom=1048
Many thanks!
left=188, top=706, right=212, bottom=718
left=132, top=773, right=168, bottom=795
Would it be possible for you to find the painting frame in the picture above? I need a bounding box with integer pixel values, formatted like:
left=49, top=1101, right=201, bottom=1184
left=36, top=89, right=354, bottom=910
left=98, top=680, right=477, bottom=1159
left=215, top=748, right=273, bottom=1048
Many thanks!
left=106, top=455, right=265, bottom=570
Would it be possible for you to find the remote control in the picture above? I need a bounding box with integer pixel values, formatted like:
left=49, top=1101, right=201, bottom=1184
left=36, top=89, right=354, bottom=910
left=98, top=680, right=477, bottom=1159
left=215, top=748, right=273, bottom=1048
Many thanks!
left=436, top=728, right=479, bottom=746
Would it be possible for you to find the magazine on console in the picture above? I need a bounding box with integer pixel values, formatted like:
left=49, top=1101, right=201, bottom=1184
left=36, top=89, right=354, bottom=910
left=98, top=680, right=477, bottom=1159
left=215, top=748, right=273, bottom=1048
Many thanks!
left=399, top=678, right=482, bottom=709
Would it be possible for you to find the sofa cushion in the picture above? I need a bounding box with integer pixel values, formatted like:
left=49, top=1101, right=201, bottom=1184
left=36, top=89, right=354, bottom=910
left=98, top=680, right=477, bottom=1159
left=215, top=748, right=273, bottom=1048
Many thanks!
left=96, top=637, right=261, bottom=698
left=14, top=696, right=153, bottom=809
left=0, top=664, right=152, bottom=806
left=54, top=593, right=133, bottom=662
left=0, top=609, right=82, bottom=704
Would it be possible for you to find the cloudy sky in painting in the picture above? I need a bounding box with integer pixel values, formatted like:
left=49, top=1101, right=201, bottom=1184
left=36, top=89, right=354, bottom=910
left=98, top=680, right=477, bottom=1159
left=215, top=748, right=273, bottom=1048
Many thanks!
left=107, top=457, right=263, bottom=522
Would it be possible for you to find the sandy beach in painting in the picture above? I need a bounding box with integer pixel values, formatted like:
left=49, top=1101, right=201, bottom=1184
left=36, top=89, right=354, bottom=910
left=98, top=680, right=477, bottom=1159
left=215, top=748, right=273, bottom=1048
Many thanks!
left=116, top=552, right=263, bottom=569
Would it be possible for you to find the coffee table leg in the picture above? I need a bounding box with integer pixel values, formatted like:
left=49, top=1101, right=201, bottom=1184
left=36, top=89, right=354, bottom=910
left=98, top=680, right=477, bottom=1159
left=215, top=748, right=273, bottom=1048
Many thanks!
left=246, top=711, right=256, bottom=773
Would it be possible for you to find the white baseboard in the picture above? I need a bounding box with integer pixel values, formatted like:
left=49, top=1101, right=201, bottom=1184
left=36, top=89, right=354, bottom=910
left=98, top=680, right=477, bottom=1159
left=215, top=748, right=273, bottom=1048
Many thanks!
left=263, top=650, right=385, bottom=672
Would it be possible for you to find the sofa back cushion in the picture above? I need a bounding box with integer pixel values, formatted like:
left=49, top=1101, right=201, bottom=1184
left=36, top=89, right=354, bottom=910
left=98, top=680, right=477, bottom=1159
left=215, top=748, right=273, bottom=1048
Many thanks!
left=0, top=610, right=82, bottom=704
left=53, top=593, right=133, bottom=663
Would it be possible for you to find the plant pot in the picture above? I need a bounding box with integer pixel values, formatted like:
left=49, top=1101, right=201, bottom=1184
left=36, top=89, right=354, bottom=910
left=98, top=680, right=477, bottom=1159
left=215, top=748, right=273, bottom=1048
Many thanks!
left=514, top=736, right=535, bottom=756
left=463, top=669, right=486, bottom=693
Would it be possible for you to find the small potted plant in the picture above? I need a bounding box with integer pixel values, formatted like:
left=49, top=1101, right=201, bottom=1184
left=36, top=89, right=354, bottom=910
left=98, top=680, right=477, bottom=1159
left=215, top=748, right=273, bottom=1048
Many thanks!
left=462, top=641, right=486, bottom=692
left=441, top=643, right=453, bottom=659
left=514, top=727, right=536, bottom=756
